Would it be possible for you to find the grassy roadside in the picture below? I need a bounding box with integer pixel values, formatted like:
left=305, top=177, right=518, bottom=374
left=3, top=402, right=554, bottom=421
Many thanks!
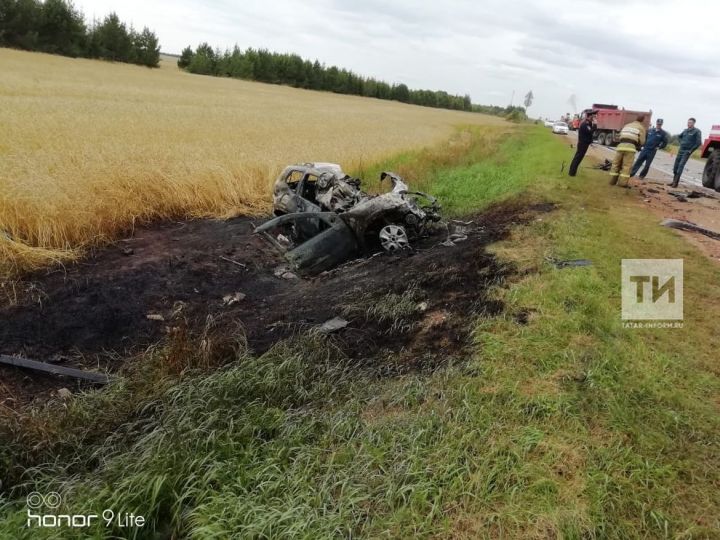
left=475, top=156, right=720, bottom=537
left=1, top=126, right=719, bottom=538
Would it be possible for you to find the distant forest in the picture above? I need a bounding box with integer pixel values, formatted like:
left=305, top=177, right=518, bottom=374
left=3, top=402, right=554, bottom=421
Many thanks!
left=0, top=0, right=160, bottom=67
left=178, top=44, right=528, bottom=119
left=0, top=0, right=526, bottom=118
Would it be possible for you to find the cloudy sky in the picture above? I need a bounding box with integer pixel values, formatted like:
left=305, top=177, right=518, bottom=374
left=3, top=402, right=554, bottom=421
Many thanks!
left=75, top=0, right=720, bottom=135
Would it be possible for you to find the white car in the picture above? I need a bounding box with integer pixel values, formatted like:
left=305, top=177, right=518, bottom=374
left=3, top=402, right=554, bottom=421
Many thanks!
left=544, top=119, right=555, bottom=128
left=552, top=122, right=569, bottom=134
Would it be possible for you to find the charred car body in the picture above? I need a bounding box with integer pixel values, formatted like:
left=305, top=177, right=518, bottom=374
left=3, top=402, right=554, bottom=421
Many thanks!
left=255, top=163, right=442, bottom=274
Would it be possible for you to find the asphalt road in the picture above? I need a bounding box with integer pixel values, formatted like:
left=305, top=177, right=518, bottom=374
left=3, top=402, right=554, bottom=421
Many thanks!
left=565, top=131, right=707, bottom=188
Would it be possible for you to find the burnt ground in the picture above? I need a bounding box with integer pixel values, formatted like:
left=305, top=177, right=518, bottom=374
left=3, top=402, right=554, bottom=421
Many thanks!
left=0, top=201, right=554, bottom=407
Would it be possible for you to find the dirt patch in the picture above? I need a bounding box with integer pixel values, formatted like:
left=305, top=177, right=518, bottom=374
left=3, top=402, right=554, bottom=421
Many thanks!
left=633, top=181, right=720, bottom=262
left=561, top=134, right=720, bottom=263
left=0, top=201, right=554, bottom=406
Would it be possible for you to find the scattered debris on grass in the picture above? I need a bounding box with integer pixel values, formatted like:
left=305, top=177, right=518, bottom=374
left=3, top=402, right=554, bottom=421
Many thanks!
left=222, top=292, right=246, bottom=306
left=318, top=317, right=349, bottom=334
left=661, top=219, right=720, bottom=241
left=0, top=354, right=111, bottom=384
left=591, top=158, right=612, bottom=171
left=546, top=257, right=593, bottom=268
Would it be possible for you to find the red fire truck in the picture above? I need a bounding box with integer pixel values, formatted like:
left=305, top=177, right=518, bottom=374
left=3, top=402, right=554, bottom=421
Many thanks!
left=581, top=104, right=652, bottom=146
left=701, top=125, right=720, bottom=190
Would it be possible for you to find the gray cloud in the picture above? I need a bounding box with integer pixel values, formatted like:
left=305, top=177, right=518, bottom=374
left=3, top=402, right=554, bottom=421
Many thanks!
left=519, top=10, right=719, bottom=78
left=74, top=0, right=720, bottom=134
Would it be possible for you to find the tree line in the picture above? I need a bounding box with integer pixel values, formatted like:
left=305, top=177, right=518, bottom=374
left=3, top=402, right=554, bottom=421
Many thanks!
left=0, top=1, right=526, bottom=119
left=178, top=44, right=526, bottom=118
left=0, top=0, right=160, bottom=67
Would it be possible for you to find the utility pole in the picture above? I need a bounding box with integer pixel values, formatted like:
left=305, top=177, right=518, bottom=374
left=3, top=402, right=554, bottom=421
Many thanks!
left=510, top=90, right=515, bottom=106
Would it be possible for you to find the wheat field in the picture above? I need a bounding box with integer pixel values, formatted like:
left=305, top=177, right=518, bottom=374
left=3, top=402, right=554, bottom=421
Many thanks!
left=0, top=48, right=503, bottom=276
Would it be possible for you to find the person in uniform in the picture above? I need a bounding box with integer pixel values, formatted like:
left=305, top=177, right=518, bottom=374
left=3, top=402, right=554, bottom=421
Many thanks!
left=671, top=118, right=702, bottom=188
left=568, top=110, right=597, bottom=177
left=609, top=115, right=647, bottom=187
left=631, top=118, right=669, bottom=179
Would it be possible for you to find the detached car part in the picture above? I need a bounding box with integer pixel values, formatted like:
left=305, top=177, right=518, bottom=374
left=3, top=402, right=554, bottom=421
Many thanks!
left=255, top=211, right=358, bottom=274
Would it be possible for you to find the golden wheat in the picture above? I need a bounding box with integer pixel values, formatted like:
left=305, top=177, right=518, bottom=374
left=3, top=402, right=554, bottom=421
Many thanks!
left=0, top=48, right=504, bottom=276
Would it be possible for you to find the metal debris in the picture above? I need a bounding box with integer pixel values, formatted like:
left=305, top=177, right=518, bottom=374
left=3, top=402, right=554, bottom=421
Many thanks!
left=219, top=255, right=247, bottom=269
left=318, top=317, right=349, bottom=334
left=668, top=191, right=688, bottom=203
left=547, top=257, right=593, bottom=268
left=661, top=219, right=720, bottom=241
left=440, top=220, right=474, bottom=246
left=592, top=159, right=612, bottom=171
left=222, top=292, right=246, bottom=306
left=0, top=354, right=111, bottom=384
left=273, top=265, right=299, bottom=279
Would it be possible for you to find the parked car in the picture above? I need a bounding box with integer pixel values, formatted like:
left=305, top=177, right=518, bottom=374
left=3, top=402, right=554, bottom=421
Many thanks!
left=552, top=122, right=569, bottom=135
left=544, top=119, right=555, bottom=128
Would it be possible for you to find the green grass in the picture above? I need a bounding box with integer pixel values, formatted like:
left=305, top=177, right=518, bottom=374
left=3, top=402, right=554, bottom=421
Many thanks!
left=2, top=126, right=720, bottom=539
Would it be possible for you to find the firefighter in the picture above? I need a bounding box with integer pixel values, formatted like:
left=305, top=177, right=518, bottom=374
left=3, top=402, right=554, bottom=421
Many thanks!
left=631, top=118, right=669, bottom=179
left=670, top=117, right=702, bottom=188
left=568, top=110, right=597, bottom=177
left=609, top=115, right=646, bottom=187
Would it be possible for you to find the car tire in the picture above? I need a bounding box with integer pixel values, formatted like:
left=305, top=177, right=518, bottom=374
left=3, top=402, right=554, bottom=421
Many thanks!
left=702, top=149, right=720, bottom=191
left=379, top=224, right=410, bottom=252
left=597, top=133, right=606, bottom=145
left=603, top=133, right=612, bottom=146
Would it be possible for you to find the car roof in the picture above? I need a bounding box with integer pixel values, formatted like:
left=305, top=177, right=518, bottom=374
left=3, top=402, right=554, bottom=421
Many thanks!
left=279, top=163, right=346, bottom=182
left=301, top=162, right=344, bottom=174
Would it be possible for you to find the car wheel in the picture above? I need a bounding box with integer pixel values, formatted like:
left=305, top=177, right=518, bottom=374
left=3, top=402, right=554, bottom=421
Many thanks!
left=379, top=224, right=410, bottom=252
left=702, top=149, right=720, bottom=190
left=603, top=133, right=612, bottom=146
left=597, top=133, right=606, bottom=145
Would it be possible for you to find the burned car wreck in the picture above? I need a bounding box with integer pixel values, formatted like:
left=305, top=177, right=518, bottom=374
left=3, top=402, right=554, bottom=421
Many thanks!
left=255, top=163, right=443, bottom=274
